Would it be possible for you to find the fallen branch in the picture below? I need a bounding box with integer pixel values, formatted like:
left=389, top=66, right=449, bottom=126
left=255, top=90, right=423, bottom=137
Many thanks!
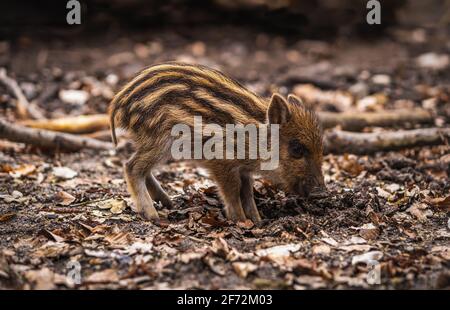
left=319, top=109, right=433, bottom=131
left=324, top=128, right=450, bottom=155
left=0, top=119, right=112, bottom=151
left=19, top=109, right=435, bottom=136
left=0, top=68, right=44, bottom=120
left=2, top=117, right=448, bottom=154
left=21, top=114, right=110, bottom=134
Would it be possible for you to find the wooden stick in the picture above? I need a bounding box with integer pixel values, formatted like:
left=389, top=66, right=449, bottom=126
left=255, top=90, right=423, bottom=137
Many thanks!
left=319, top=109, right=433, bottom=131
left=0, top=68, right=44, bottom=120
left=19, top=109, right=434, bottom=136
left=324, top=128, right=450, bottom=154
left=21, top=114, right=110, bottom=134
left=0, top=119, right=112, bottom=151
left=1, top=119, right=448, bottom=154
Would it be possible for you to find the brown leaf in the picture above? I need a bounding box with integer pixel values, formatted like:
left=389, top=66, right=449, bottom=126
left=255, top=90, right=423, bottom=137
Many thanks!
left=0, top=213, right=16, bottom=222
left=85, top=269, right=119, bottom=284
left=95, top=198, right=127, bottom=214
left=341, top=154, right=364, bottom=176
left=24, top=268, right=55, bottom=290
left=232, top=262, right=258, bottom=278
left=256, top=244, right=301, bottom=265
left=200, top=212, right=227, bottom=227
left=32, top=241, right=70, bottom=258
left=179, top=251, right=205, bottom=264
left=427, top=196, right=450, bottom=211
left=237, top=219, right=254, bottom=230
left=312, top=244, right=331, bottom=255
left=39, top=229, right=66, bottom=242
left=358, top=223, right=380, bottom=240
left=8, top=164, right=36, bottom=178
left=430, top=246, right=450, bottom=260
left=211, top=238, right=230, bottom=258
left=104, top=231, right=132, bottom=247
left=203, top=256, right=226, bottom=276
left=407, top=203, right=429, bottom=222
left=55, top=191, right=76, bottom=206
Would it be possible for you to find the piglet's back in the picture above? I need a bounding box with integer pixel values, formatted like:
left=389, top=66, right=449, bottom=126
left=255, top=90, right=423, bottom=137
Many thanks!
left=109, top=62, right=268, bottom=144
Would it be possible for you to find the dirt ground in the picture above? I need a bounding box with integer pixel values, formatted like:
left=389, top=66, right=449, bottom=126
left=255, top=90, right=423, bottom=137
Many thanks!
left=0, top=23, right=449, bottom=289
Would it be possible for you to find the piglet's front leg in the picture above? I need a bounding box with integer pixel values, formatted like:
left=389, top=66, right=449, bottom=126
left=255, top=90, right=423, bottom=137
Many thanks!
left=240, top=173, right=261, bottom=223
left=208, top=165, right=247, bottom=222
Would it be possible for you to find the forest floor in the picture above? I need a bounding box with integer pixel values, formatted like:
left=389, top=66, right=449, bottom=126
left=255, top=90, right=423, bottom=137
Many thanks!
left=0, top=24, right=449, bottom=289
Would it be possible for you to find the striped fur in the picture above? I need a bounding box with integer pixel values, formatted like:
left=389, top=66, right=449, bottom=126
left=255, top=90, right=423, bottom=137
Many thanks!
left=109, top=62, right=267, bottom=145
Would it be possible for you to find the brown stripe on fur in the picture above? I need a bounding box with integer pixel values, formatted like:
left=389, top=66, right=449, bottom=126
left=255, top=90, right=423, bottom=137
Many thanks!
left=109, top=62, right=270, bottom=145
left=116, top=63, right=267, bottom=118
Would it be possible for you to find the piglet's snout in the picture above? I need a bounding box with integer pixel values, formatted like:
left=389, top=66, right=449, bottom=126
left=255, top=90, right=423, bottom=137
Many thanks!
left=298, top=177, right=327, bottom=198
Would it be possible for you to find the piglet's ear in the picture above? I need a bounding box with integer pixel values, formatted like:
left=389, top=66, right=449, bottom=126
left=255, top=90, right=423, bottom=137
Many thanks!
left=267, top=93, right=291, bottom=124
left=287, top=94, right=304, bottom=107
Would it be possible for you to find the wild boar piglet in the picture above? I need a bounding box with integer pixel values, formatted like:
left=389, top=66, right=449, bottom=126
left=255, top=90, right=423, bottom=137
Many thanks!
left=109, top=62, right=325, bottom=222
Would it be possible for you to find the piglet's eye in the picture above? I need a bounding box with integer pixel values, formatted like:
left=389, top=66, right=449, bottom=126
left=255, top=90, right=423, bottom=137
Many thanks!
left=288, top=139, right=307, bottom=159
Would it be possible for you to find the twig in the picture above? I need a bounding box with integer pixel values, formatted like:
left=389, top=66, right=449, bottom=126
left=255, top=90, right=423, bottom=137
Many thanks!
left=319, top=109, right=433, bottom=131
left=0, top=118, right=113, bottom=151
left=21, top=114, right=110, bottom=134
left=324, top=128, right=450, bottom=154
left=70, top=198, right=113, bottom=207
left=0, top=68, right=44, bottom=119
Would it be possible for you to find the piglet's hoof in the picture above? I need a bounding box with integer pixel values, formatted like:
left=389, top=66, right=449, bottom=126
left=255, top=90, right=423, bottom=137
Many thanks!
left=138, top=208, right=160, bottom=221
left=157, top=197, right=173, bottom=209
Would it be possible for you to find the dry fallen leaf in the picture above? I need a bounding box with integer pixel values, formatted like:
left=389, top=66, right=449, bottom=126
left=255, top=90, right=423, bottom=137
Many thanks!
left=0, top=213, right=16, bottom=222
left=295, top=275, right=327, bottom=289
left=179, top=251, right=205, bottom=264
left=95, top=199, right=127, bottom=214
left=340, top=154, right=364, bottom=176
left=24, top=268, right=55, bottom=290
left=427, top=196, right=450, bottom=211
left=104, top=231, right=132, bottom=247
left=203, top=256, right=226, bottom=276
left=430, top=246, right=450, bottom=260
left=237, top=219, right=255, bottom=229
left=358, top=223, right=380, bottom=241
left=8, top=164, right=36, bottom=178
left=211, top=238, right=230, bottom=258
left=339, top=244, right=372, bottom=252
left=321, top=237, right=339, bottom=247
left=32, top=241, right=70, bottom=258
left=407, top=203, right=429, bottom=222
left=256, top=243, right=301, bottom=265
left=232, top=262, right=258, bottom=278
left=40, top=229, right=66, bottom=243
left=352, top=251, right=383, bottom=265
left=55, top=191, right=76, bottom=206
left=85, top=269, right=119, bottom=283
left=312, top=244, right=331, bottom=255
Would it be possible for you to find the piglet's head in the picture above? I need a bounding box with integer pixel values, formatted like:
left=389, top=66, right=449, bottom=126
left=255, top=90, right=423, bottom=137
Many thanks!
left=267, top=93, right=325, bottom=197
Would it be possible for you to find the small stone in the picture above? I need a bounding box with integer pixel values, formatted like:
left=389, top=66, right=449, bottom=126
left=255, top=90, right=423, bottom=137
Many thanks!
left=59, top=89, right=89, bottom=105
left=52, top=167, right=77, bottom=180
left=416, top=53, right=449, bottom=70
left=371, top=74, right=391, bottom=85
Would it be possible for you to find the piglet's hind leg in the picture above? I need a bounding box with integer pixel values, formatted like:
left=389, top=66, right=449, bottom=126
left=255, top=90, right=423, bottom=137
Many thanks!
left=146, top=172, right=173, bottom=208
left=124, top=151, right=159, bottom=220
